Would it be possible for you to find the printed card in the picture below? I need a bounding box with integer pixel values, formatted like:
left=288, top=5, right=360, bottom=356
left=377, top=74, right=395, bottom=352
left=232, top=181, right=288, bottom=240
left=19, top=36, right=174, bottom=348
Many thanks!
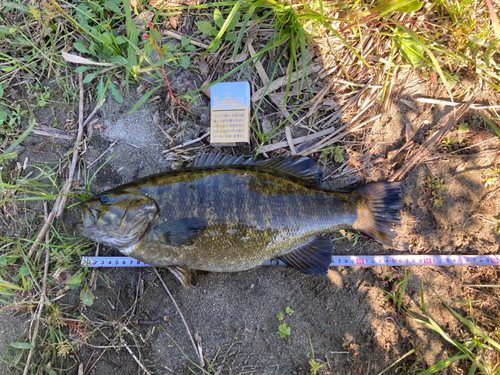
left=210, top=82, right=250, bottom=146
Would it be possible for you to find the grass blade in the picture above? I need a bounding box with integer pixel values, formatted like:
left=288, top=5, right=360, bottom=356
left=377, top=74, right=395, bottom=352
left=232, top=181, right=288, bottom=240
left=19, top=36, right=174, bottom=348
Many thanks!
left=128, top=84, right=162, bottom=115
left=480, top=113, right=500, bottom=139
left=430, top=285, right=500, bottom=353
left=204, top=0, right=245, bottom=55
left=5, top=118, right=36, bottom=154
left=389, top=18, right=451, bottom=96
left=416, top=354, right=469, bottom=375
left=396, top=266, right=407, bottom=311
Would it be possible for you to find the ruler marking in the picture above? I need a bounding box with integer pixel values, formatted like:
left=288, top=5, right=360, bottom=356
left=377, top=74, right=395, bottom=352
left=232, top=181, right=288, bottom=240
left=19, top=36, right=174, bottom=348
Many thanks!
left=81, top=255, right=500, bottom=268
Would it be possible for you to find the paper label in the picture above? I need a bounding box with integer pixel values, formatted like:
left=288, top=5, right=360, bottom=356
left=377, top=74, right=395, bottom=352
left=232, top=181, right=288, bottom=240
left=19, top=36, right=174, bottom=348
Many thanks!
left=210, top=82, right=250, bottom=145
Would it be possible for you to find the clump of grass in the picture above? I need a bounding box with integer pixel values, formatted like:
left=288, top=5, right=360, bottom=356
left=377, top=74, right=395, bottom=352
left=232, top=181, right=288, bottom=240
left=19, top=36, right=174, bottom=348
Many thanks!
left=333, top=229, right=360, bottom=246
left=276, top=306, right=294, bottom=338
left=377, top=267, right=408, bottom=312
left=426, top=176, right=445, bottom=207
left=409, top=281, right=500, bottom=374
left=306, top=329, right=327, bottom=375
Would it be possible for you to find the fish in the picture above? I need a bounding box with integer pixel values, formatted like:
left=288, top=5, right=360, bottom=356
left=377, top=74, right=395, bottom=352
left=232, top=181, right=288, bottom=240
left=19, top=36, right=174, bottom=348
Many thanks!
left=76, top=152, right=402, bottom=287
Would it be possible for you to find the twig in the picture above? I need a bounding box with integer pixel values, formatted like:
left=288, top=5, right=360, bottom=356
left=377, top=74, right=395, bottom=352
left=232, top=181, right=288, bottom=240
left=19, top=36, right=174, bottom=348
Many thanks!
left=83, top=98, right=106, bottom=126
left=23, top=304, right=42, bottom=375
left=162, top=131, right=210, bottom=154
left=23, top=214, right=51, bottom=375
left=42, top=203, right=50, bottom=297
left=153, top=268, right=204, bottom=367
left=259, top=126, right=338, bottom=154
left=27, top=72, right=85, bottom=258
left=334, top=79, right=382, bottom=89
left=285, top=127, right=296, bottom=155
left=416, top=97, right=500, bottom=110
left=251, top=64, right=322, bottom=103
left=300, top=100, right=378, bottom=155
left=389, top=97, right=475, bottom=182
left=259, top=99, right=378, bottom=155
left=27, top=210, right=55, bottom=259
left=304, top=79, right=334, bottom=118
left=163, top=30, right=209, bottom=49
left=87, top=141, right=117, bottom=169
left=123, top=342, right=152, bottom=375
left=248, top=41, right=269, bottom=85
left=56, top=72, right=85, bottom=217
left=32, top=126, right=75, bottom=141
left=302, top=115, right=380, bottom=156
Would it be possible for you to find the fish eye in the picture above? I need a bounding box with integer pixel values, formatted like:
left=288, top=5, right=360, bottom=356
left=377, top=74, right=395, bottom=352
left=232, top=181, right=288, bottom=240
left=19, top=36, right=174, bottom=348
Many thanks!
left=100, top=195, right=110, bottom=204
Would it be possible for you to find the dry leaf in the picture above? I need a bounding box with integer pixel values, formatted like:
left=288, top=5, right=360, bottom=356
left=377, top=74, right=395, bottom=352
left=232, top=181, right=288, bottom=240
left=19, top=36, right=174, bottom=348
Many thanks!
left=169, top=16, right=179, bottom=29
left=198, top=59, right=210, bottom=78
left=130, top=0, right=143, bottom=11
left=61, top=52, right=116, bottom=66
left=149, top=0, right=199, bottom=9
left=201, top=78, right=211, bottom=97
left=224, top=51, right=248, bottom=64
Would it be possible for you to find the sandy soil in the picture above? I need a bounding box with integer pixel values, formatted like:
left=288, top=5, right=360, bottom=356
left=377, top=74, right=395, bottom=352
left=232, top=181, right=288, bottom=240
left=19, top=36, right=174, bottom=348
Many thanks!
left=2, top=61, right=500, bottom=375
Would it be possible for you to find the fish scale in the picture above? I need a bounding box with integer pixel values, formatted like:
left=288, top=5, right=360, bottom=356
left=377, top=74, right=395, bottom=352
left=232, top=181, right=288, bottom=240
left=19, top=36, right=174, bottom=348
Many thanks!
left=76, top=154, right=401, bottom=286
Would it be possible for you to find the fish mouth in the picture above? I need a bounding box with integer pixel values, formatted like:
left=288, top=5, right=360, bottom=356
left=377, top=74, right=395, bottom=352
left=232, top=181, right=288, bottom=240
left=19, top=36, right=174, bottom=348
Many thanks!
left=74, top=204, right=97, bottom=236
left=81, top=205, right=97, bottom=228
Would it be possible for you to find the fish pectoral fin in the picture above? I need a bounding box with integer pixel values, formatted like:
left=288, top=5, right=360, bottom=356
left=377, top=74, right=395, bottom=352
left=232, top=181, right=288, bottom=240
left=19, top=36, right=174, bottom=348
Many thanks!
left=168, top=265, right=198, bottom=287
left=277, top=237, right=333, bottom=275
left=158, top=218, right=206, bottom=246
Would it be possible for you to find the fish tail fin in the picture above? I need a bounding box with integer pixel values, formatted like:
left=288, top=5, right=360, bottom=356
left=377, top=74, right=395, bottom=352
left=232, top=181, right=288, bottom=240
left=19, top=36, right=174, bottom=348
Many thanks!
left=353, top=182, right=402, bottom=247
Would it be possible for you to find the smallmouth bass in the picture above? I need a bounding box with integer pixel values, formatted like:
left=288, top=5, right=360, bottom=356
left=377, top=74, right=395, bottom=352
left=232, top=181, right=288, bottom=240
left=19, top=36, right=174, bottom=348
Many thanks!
left=77, top=153, right=402, bottom=286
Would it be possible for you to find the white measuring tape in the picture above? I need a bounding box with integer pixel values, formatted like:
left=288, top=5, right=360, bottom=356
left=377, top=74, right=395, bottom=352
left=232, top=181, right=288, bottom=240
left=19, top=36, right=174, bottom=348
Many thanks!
left=81, top=255, right=500, bottom=268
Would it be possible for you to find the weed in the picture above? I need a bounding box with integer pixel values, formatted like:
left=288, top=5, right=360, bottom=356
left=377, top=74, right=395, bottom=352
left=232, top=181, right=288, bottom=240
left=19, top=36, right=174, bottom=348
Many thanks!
left=306, top=329, right=326, bottom=375
left=277, top=323, right=291, bottom=338
left=378, top=347, right=417, bottom=375
left=333, top=229, right=360, bottom=246
left=319, top=145, right=344, bottom=165
left=425, top=176, right=445, bottom=207
left=409, top=281, right=500, bottom=374
left=378, top=267, right=408, bottom=312
left=457, top=122, right=469, bottom=133
left=481, top=114, right=500, bottom=140
left=277, top=308, right=292, bottom=321
left=485, top=176, right=498, bottom=190
left=441, top=137, right=455, bottom=150
left=179, top=35, right=197, bottom=69
left=196, top=8, right=241, bottom=53
left=494, top=214, right=500, bottom=235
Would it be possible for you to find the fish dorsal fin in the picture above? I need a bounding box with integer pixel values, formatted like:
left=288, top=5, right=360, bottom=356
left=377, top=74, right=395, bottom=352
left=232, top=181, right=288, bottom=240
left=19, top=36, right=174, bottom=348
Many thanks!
left=192, top=152, right=245, bottom=168
left=247, top=156, right=323, bottom=187
left=148, top=218, right=206, bottom=246
left=277, top=237, right=333, bottom=275
left=168, top=265, right=198, bottom=287
left=192, top=152, right=323, bottom=188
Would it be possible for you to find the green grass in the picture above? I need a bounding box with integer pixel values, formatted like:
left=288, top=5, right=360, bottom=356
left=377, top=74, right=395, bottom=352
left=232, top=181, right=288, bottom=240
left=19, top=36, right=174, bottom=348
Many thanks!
left=378, top=272, right=500, bottom=374
left=410, top=281, right=500, bottom=375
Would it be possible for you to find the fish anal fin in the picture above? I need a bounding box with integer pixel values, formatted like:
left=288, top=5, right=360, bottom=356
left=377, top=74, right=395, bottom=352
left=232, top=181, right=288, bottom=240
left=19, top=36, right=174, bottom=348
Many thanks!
left=168, top=265, right=198, bottom=287
left=154, top=218, right=206, bottom=246
left=278, top=237, right=333, bottom=275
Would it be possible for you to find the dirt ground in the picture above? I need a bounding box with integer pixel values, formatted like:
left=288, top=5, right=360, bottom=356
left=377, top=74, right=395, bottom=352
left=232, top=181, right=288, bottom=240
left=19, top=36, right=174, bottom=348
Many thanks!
left=2, top=45, right=500, bottom=375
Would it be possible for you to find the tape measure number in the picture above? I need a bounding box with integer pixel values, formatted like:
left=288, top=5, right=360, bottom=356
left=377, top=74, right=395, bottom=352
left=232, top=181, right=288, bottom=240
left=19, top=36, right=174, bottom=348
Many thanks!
left=81, top=255, right=500, bottom=268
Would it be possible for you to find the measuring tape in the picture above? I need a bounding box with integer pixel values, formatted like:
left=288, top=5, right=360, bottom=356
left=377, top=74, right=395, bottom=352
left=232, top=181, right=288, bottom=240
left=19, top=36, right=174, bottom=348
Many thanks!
left=81, top=255, right=500, bottom=268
